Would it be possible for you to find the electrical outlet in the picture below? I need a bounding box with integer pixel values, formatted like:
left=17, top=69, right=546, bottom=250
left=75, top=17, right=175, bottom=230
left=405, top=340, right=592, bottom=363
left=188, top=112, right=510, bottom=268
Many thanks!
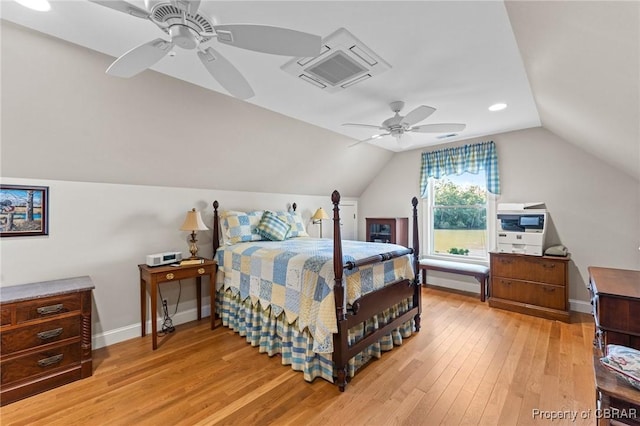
left=162, top=299, right=167, bottom=307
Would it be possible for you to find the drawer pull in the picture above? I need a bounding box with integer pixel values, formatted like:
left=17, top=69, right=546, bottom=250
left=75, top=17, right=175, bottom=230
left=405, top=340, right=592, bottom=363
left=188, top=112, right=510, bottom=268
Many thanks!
left=166, top=273, right=175, bottom=280
left=37, top=328, right=64, bottom=340
left=197, top=268, right=205, bottom=275
left=38, top=354, right=63, bottom=367
left=542, top=263, right=556, bottom=269
left=36, top=304, right=64, bottom=315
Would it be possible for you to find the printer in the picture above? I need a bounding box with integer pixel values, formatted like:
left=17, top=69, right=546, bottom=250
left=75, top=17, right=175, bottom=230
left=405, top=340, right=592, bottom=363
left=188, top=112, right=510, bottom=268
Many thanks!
left=496, top=202, right=547, bottom=256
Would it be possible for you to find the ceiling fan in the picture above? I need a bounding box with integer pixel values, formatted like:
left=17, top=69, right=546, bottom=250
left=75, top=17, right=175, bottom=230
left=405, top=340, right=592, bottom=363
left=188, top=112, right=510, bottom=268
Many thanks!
left=343, top=101, right=466, bottom=147
left=90, top=0, right=322, bottom=99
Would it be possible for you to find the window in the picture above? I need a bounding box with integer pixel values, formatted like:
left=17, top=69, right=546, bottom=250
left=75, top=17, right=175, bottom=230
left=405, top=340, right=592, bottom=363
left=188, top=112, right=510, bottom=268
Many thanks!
left=424, top=171, right=495, bottom=261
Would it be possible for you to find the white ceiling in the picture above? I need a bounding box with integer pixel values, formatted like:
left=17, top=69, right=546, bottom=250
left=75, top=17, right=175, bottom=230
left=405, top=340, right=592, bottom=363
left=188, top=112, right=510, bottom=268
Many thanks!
left=3, top=1, right=638, bottom=183
left=0, top=0, right=541, bottom=152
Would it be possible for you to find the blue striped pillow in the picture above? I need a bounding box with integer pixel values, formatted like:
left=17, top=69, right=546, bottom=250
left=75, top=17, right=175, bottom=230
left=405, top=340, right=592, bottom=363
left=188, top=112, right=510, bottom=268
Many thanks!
left=256, top=211, right=291, bottom=241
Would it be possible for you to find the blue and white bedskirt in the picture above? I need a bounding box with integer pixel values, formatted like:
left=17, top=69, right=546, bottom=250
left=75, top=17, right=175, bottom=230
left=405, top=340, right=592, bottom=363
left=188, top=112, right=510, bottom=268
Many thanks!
left=215, top=287, right=415, bottom=383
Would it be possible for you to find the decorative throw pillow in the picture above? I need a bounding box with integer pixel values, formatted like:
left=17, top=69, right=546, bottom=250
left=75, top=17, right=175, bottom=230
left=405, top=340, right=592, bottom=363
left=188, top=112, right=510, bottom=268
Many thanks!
left=273, top=211, right=309, bottom=238
left=220, top=210, right=264, bottom=244
left=600, top=344, right=640, bottom=390
left=256, top=211, right=291, bottom=241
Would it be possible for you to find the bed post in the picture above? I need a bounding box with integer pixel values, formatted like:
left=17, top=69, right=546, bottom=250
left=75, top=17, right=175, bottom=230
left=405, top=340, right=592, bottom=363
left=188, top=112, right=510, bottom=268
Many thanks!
left=331, top=190, right=348, bottom=391
left=411, top=196, right=422, bottom=331
left=212, top=200, right=220, bottom=258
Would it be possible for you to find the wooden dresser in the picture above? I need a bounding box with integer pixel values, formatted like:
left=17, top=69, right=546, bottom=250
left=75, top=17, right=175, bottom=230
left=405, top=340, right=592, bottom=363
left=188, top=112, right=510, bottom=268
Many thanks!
left=0, top=276, right=94, bottom=406
left=588, top=267, right=640, bottom=352
left=489, top=252, right=570, bottom=322
left=588, top=267, right=640, bottom=425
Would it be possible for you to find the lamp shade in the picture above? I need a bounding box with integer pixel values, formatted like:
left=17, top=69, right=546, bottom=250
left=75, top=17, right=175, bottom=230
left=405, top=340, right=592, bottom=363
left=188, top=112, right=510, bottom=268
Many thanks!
left=311, top=207, right=330, bottom=221
left=180, top=208, right=209, bottom=231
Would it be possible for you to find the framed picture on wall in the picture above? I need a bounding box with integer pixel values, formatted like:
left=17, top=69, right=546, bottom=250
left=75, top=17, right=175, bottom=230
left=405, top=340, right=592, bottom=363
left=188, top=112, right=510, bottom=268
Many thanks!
left=0, top=184, right=49, bottom=237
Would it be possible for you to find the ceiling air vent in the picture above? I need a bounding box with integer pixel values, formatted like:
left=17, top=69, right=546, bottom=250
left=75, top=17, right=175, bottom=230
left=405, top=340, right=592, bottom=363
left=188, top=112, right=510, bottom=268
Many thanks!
left=281, top=28, right=391, bottom=93
left=436, top=133, right=459, bottom=140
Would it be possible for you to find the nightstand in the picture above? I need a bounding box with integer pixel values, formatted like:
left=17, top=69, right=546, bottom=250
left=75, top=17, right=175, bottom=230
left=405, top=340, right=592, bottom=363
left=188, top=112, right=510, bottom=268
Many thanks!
left=138, top=260, right=216, bottom=350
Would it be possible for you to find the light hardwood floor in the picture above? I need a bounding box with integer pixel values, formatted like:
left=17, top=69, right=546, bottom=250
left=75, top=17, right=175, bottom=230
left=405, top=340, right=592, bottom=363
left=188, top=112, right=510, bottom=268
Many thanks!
left=0, top=287, right=597, bottom=425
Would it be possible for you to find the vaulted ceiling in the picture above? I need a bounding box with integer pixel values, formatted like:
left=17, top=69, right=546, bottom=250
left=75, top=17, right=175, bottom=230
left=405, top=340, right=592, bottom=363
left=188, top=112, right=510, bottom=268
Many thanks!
left=1, top=1, right=638, bottom=190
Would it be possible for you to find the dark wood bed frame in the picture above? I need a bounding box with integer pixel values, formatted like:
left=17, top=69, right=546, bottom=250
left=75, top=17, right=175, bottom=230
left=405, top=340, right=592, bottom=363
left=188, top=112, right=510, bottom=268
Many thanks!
left=212, top=190, right=421, bottom=391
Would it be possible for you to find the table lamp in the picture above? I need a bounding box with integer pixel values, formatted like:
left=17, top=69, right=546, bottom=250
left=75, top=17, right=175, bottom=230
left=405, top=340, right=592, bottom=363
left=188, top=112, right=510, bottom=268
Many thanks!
left=180, top=208, right=209, bottom=259
left=311, top=207, right=330, bottom=238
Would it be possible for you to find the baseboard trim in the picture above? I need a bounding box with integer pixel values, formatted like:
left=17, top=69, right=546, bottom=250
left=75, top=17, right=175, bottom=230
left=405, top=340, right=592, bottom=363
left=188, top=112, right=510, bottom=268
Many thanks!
left=425, top=274, right=481, bottom=296
left=569, top=299, right=591, bottom=314
left=425, top=273, right=592, bottom=314
left=91, top=289, right=590, bottom=350
left=92, top=305, right=212, bottom=350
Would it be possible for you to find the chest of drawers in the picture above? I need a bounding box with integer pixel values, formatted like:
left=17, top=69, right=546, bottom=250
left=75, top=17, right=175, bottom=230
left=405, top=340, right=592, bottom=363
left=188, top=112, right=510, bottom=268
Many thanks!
left=588, top=267, right=640, bottom=425
left=588, top=267, right=640, bottom=353
left=0, top=276, right=94, bottom=406
left=489, top=252, right=570, bottom=322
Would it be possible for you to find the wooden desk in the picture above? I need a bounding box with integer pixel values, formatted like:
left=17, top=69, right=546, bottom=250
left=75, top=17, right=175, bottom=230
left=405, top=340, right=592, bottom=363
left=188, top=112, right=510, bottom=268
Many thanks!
left=138, top=260, right=216, bottom=350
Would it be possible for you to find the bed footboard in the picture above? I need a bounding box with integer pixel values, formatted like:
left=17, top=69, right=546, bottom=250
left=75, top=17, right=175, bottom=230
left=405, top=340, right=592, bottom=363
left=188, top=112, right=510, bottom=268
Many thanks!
left=331, top=191, right=421, bottom=391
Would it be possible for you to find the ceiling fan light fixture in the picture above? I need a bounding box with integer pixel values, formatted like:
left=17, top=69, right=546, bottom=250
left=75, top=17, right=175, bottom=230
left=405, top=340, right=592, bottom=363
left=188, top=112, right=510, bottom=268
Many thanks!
left=489, top=102, right=507, bottom=111
left=345, top=101, right=466, bottom=148
left=93, top=0, right=322, bottom=100
left=15, top=0, right=50, bottom=11
left=169, top=25, right=198, bottom=49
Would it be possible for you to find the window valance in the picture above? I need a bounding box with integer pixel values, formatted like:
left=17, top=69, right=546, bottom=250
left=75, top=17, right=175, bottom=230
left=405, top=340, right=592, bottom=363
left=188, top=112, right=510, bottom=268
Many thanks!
left=419, top=141, right=500, bottom=198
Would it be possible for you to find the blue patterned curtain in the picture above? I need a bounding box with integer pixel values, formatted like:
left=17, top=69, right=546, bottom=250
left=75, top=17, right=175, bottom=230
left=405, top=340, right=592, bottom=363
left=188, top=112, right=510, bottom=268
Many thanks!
left=419, top=141, right=500, bottom=198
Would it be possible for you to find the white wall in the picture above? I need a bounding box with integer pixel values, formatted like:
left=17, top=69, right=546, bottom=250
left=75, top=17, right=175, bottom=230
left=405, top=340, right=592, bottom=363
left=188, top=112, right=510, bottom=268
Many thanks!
left=0, top=177, right=354, bottom=349
left=1, top=21, right=393, bottom=198
left=359, top=127, right=640, bottom=310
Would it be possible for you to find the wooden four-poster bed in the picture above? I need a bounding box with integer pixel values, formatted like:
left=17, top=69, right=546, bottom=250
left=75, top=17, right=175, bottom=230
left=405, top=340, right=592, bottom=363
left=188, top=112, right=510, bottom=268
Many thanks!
left=211, top=190, right=421, bottom=391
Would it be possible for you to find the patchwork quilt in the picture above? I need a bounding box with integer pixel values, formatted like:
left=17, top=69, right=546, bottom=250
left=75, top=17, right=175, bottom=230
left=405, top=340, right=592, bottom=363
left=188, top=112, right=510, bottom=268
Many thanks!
left=216, top=238, right=415, bottom=353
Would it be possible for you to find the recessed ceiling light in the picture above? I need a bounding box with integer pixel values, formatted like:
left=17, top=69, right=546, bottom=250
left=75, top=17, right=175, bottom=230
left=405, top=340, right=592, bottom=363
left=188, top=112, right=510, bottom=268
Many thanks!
left=489, top=103, right=507, bottom=112
left=15, top=0, right=51, bottom=11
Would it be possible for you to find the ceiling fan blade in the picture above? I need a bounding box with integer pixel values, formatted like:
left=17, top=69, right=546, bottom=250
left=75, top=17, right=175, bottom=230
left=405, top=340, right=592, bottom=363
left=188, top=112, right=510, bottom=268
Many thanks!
left=342, top=123, right=386, bottom=130
left=89, top=0, right=150, bottom=19
left=213, top=24, right=322, bottom=57
left=411, top=123, right=467, bottom=133
left=106, top=39, right=174, bottom=78
left=348, top=133, right=391, bottom=148
left=198, top=47, right=255, bottom=100
left=401, top=105, right=436, bottom=126
left=171, top=0, right=201, bottom=15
